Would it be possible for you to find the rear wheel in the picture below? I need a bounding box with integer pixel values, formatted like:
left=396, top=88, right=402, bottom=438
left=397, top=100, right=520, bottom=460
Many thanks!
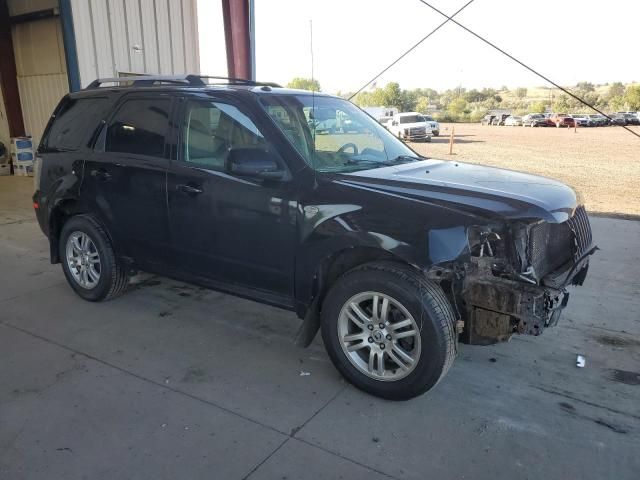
left=321, top=262, right=457, bottom=400
left=59, top=215, right=129, bottom=302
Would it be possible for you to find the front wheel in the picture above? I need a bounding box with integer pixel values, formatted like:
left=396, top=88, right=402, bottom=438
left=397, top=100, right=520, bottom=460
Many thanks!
left=321, top=262, right=457, bottom=400
left=59, top=215, right=129, bottom=302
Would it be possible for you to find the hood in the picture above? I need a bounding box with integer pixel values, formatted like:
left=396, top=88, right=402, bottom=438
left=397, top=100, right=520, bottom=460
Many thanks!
left=337, top=159, right=579, bottom=223
left=398, top=122, right=427, bottom=129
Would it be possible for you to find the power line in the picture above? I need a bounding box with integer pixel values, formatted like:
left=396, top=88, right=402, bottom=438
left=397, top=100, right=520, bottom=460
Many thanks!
left=348, top=0, right=476, bottom=101
left=417, top=0, right=640, bottom=139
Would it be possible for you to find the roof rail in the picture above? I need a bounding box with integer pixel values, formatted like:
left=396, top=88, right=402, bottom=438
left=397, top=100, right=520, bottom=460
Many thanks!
left=85, top=74, right=281, bottom=90
left=85, top=75, right=205, bottom=89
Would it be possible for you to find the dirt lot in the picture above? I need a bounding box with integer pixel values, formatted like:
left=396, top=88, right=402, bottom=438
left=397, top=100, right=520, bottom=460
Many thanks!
left=409, top=123, right=640, bottom=217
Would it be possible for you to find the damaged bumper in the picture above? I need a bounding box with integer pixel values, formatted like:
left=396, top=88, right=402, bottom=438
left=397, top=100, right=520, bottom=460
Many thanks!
left=458, top=206, right=596, bottom=345
left=461, top=250, right=594, bottom=345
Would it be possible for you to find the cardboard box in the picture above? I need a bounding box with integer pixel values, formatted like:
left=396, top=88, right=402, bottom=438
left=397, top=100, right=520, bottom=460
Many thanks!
left=14, top=161, right=34, bottom=177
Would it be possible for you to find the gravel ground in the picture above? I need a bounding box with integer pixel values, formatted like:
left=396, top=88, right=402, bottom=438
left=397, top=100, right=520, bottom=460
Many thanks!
left=409, top=123, right=640, bottom=217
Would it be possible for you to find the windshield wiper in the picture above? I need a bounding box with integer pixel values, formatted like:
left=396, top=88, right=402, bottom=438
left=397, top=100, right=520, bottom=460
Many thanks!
left=344, top=155, right=423, bottom=167
left=384, top=155, right=423, bottom=164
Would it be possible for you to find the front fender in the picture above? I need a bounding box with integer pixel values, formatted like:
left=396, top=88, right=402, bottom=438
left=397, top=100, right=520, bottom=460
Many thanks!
left=294, top=202, right=472, bottom=308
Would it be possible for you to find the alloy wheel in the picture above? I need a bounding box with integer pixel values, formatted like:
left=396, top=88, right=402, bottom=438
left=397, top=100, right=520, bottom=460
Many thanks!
left=65, top=231, right=101, bottom=289
left=337, top=291, right=421, bottom=381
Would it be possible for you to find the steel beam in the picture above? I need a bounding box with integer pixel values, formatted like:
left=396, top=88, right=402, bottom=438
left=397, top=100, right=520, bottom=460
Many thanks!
left=221, top=0, right=254, bottom=80
left=0, top=0, right=25, bottom=137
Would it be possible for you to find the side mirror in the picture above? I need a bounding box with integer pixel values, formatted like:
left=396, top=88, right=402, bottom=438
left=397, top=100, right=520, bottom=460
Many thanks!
left=225, top=147, right=287, bottom=180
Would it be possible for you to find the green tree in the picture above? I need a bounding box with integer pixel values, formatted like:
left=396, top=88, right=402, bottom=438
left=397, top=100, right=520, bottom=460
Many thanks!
left=447, top=97, right=467, bottom=116
left=575, top=81, right=595, bottom=93
left=530, top=101, right=546, bottom=114
left=286, top=77, right=321, bottom=92
left=608, top=82, right=625, bottom=98
left=415, top=96, right=430, bottom=113
left=515, top=87, right=528, bottom=99
left=624, top=85, right=640, bottom=110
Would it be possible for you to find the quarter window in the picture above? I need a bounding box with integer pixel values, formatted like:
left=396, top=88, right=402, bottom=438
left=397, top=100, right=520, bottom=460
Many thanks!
left=106, top=98, right=171, bottom=158
left=45, top=97, right=109, bottom=151
left=182, top=101, right=266, bottom=170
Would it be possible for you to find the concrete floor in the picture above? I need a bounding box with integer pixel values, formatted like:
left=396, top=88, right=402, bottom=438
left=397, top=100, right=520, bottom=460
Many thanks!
left=1, top=176, right=639, bottom=479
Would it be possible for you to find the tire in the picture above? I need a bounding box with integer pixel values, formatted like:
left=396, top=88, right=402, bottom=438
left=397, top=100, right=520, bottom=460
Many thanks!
left=432, top=131, right=439, bottom=136
left=59, top=214, right=129, bottom=302
left=320, top=261, right=457, bottom=400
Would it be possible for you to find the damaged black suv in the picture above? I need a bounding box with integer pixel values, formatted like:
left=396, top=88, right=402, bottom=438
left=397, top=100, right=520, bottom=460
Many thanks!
left=33, top=75, right=596, bottom=400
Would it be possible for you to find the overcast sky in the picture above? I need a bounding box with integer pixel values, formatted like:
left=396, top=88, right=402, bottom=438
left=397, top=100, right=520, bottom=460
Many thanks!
left=199, top=0, right=640, bottom=93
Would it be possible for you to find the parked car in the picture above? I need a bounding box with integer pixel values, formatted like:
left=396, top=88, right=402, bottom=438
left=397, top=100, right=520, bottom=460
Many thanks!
left=33, top=75, right=596, bottom=400
left=504, top=115, right=523, bottom=126
left=569, top=114, right=590, bottom=127
left=480, top=114, right=495, bottom=126
left=550, top=113, right=576, bottom=128
left=620, top=113, right=640, bottom=126
left=609, top=114, right=627, bottom=126
left=585, top=114, right=608, bottom=126
left=420, top=114, right=440, bottom=136
left=491, top=113, right=511, bottom=126
left=388, top=112, right=432, bottom=142
left=522, top=113, right=551, bottom=127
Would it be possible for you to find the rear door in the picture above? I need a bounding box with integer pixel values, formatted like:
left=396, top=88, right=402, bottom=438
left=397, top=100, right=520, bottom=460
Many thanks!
left=166, top=95, right=298, bottom=300
left=84, top=93, right=174, bottom=266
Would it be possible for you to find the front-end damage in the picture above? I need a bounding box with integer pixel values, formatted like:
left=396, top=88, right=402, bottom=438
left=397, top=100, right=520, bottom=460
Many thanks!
left=429, top=206, right=596, bottom=345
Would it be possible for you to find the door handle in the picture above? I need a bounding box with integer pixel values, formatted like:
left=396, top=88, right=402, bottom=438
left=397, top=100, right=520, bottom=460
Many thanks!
left=91, top=168, right=112, bottom=181
left=176, top=184, right=203, bottom=195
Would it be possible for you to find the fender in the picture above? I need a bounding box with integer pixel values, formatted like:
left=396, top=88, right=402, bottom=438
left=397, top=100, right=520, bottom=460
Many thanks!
left=292, top=200, right=475, bottom=346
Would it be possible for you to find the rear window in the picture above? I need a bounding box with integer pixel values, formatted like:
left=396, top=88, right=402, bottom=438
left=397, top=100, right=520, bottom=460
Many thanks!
left=43, top=97, right=109, bottom=152
left=106, top=98, right=171, bottom=158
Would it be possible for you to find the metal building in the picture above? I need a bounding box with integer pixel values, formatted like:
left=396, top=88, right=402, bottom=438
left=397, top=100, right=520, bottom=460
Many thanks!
left=0, top=0, right=200, bottom=147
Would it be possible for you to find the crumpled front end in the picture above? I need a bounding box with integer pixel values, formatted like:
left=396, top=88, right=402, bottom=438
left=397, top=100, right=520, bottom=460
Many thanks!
left=457, top=206, right=596, bottom=345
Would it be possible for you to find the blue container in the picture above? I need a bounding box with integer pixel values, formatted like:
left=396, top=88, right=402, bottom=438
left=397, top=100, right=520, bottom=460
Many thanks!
left=16, top=152, right=33, bottom=161
left=15, top=139, right=33, bottom=149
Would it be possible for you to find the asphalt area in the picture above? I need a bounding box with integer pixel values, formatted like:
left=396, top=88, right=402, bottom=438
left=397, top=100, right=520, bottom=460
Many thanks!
left=1, top=176, right=639, bottom=479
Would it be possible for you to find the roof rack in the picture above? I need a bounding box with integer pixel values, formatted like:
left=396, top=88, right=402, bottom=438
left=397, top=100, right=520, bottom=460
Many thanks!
left=85, top=75, right=281, bottom=90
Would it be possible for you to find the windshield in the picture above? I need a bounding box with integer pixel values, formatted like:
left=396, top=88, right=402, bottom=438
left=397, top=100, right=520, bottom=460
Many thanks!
left=422, top=115, right=434, bottom=121
left=260, top=94, right=419, bottom=173
left=399, top=115, right=422, bottom=124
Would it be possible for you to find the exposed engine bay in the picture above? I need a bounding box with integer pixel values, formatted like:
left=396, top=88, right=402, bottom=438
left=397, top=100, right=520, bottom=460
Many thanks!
left=432, top=206, right=596, bottom=345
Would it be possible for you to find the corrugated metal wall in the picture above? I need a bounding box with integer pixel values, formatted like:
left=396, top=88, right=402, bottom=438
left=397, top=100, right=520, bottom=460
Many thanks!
left=71, top=0, right=200, bottom=87
left=11, top=15, right=69, bottom=146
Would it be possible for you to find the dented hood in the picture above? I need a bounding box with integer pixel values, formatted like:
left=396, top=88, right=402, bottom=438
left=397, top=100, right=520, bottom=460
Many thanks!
left=339, top=159, right=579, bottom=223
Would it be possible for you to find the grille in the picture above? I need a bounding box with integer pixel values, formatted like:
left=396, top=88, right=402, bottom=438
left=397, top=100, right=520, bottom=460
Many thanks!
left=566, top=205, right=592, bottom=258
left=528, top=206, right=593, bottom=279
left=408, top=127, right=425, bottom=135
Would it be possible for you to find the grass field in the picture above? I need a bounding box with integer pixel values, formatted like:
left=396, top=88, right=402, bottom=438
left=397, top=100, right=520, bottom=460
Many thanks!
left=408, top=123, right=640, bottom=217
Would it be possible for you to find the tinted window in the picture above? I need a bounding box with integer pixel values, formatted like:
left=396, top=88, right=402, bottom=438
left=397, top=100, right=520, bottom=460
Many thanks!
left=106, top=98, right=171, bottom=157
left=45, top=97, right=109, bottom=151
left=182, top=101, right=266, bottom=170
left=399, top=115, right=421, bottom=124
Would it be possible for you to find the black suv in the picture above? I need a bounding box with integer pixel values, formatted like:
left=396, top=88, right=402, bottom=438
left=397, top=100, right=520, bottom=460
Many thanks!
left=33, top=75, right=596, bottom=400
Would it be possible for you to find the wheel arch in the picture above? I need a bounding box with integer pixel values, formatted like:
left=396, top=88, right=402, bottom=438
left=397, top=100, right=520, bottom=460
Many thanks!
left=293, top=244, right=425, bottom=347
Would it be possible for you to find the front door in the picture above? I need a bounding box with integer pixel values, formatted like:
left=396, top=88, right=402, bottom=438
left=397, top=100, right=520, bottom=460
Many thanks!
left=166, top=97, right=298, bottom=300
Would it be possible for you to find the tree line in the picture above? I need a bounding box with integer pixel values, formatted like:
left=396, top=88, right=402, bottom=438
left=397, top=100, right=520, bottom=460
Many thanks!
left=286, top=78, right=640, bottom=122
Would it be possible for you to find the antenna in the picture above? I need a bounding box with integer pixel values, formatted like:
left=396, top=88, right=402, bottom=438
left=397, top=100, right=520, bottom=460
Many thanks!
left=310, top=19, right=317, bottom=173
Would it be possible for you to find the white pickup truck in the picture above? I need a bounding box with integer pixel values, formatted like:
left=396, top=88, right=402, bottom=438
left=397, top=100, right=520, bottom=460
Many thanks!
left=387, top=112, right=435, bottom=142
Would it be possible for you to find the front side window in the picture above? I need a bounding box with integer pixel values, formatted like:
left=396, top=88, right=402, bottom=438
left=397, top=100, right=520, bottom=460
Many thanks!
left=182, top=100, right=266, bottom=170
left=106, top=98, right=171, bottom=158
left=260, top=95, right=418, bottom=173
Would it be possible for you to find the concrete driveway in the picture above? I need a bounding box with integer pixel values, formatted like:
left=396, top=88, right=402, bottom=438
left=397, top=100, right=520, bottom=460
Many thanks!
left=1, top=176, right=639, bottom=479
